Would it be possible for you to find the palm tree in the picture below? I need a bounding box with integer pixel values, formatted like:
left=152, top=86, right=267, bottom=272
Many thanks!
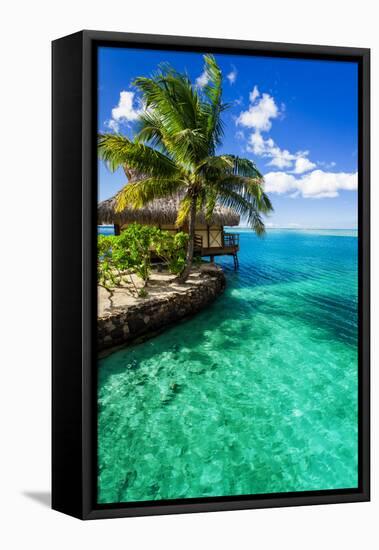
left=98, top=55, right=273, bottom=282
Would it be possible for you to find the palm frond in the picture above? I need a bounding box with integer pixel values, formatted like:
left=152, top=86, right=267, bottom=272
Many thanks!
left=196, top=154, right=263, bottom=185
left=221, top=155, right=263, bottom=179
left=204, top=188, right=217, bottom=223
left=134, top=110, right=168, bottom=152
left=134, top=71, right=199, bottom=130
left=98, top=134, right=180, bottom=179
left=201, top=55, right=228, bottom=153
left=195, top=155, right=234, bottom=178
left=99, top=58, right=273, bottom=241
left=134, top=69, right=209, bottom=166
left=175, top=195, right=192, bottom=226
left=115, top=177, right=185, bottom=212
left=208, top=173, right=273, bottom=215
left=98, top=133, right=133, bottom=172
left=216, top=188, right=266, bottom=236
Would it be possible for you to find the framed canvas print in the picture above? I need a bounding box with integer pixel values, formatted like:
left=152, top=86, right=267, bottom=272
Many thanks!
left=52, top=30, right=370, bottom=519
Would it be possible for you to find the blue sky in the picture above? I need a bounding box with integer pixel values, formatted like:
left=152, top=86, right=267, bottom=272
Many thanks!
left=98, top=47, right=358, bottom=229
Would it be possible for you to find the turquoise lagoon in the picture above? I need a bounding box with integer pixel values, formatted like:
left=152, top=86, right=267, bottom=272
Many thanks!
left=97, top=229, right=358, bottom=503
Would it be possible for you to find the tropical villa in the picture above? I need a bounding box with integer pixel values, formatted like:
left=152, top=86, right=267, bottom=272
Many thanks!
left=98, top=193, right=241, bottom=268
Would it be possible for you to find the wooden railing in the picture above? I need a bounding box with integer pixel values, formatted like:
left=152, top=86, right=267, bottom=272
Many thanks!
left=223, top=233, right=240, bottom=248
left=194, top=234, right=203, bottom=252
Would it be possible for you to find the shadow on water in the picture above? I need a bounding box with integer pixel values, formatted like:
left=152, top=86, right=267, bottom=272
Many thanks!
left=265, top=289, right=358, bottom=347
left=98, top=231, right=359, bottom=501
left=223, top=262, right=323, bottom=289
left=99, top=264, right=357, bottom=387
left=100, top=230, right=358, bottom=384
left=304, top=293, right=357, bottom=347
left=98, top=279, right=271, bottom=383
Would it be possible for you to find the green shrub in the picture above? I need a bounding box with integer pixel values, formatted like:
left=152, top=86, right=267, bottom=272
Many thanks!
left=97, top=224, right=189, bottom=301
left=152, top=230, right=188, bottom=274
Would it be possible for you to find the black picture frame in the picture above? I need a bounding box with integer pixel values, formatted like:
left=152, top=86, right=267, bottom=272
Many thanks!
left=52, top=30, right=370, bottom=520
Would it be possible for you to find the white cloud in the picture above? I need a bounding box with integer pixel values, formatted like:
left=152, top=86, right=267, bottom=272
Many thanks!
left=196, top=71, right=209, bottom=88
left=247, top=131, right=313, bottom=171
left=250, top=85, right=260, bottom=102
left=264, top=171, right=297, bottom=194
left=227, top=66, right=237, bottom=84
left=111, top=90, right=142, bottom=122
left=247, top=131, right=270, bottom=155
left=237, top=86, right=324, bottom=174
left=236, top=86, right=353, bottom=201
left=264, top=169, right=358, bottom=199
left=237, top=91, right=279, bottom=131
left=237, top=87, right=314, bottom=172
left=105, top=90, right=143, bottom=132
left=233, top=96, right=243, bottom=106
left=318, top=160, right=337, bottom=169
left=105, top=118, right=120, bottom=133
left=268, top=149, right=298, bottom=169
left=292, top=157, right=317, bottom=174
left=265, top=221, right=300, bottom=229
left=300, top=170, right=357, bottom=198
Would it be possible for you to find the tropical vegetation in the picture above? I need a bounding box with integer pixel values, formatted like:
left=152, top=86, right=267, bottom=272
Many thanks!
left=98, top=223, right=188, bottom=305
left=98, top=54, right=273, bottom=282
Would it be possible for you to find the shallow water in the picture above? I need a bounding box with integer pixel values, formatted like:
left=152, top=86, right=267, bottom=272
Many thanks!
left=97, top=229, right=358, bottom=503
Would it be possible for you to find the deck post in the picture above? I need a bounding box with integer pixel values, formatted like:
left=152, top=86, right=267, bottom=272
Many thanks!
left=233, top=253, right=239, bottom=270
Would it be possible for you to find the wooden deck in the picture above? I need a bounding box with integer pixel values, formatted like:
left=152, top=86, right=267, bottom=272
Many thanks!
left=196, top=233, right=240, bottom=269
left=201, top=246, right=239, bottom=257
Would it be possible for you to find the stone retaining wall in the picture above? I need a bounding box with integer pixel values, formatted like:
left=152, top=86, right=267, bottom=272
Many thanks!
left=98, top=267, right=226, bottom=352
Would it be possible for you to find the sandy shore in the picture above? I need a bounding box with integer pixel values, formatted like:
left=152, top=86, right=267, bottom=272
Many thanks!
left=98, top=264, right=221, bottom=318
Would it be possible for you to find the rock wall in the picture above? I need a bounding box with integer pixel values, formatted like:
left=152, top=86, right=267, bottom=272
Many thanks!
left=98, top=268, right=226, bottom=352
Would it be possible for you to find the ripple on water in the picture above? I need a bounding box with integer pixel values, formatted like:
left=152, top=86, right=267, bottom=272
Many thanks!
left=98, top=230, right=358, bottom=503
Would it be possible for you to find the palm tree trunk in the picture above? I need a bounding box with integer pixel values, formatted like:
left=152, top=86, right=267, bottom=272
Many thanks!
left=177, top=195, right=197, bottom=283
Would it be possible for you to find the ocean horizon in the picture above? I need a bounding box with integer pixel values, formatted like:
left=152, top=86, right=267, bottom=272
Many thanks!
left=98, top=225, right=358, bottom=237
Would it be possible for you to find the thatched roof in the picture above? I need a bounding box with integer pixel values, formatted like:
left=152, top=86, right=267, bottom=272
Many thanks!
left=98, top=194, right=240, bottom=227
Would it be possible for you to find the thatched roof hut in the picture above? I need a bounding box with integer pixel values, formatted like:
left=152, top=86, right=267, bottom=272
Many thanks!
left=97, top=194, right=240, bottom=227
